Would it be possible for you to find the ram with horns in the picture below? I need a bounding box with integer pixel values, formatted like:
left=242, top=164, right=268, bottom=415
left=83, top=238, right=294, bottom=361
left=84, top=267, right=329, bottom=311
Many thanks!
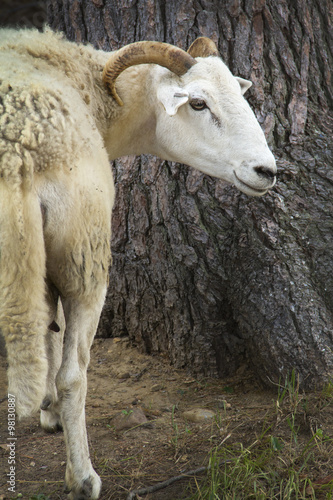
left=0, top=28, right=276, bottom=499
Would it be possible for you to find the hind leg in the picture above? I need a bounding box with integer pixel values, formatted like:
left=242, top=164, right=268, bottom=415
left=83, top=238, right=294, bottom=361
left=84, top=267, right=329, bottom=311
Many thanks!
left=55, top=287, right=106, bottom=500
left=40, top=292, right=65, bottom=433
left=0, top=184, right=49, bottom=418
left=38, top=154, right=114, bottom=497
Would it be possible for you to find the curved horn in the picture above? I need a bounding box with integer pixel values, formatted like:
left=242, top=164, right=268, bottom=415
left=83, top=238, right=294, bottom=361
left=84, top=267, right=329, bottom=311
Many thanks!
left=187, top=37, right=219, bottom=58
left=103, top=41, right=197, bottom=106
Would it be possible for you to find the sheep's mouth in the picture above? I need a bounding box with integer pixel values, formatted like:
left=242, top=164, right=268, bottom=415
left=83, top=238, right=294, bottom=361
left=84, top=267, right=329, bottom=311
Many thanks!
left=233, top=171, right=269, bottom=197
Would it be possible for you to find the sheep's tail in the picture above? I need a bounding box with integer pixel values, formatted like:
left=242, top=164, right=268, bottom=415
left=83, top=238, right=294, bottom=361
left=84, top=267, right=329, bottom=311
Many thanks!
left=0, top=180, right=48, bottom=418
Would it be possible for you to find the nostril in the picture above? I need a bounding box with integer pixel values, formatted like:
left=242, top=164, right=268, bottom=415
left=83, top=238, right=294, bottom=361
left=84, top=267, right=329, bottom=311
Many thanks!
left=254, top=166, right=276, bottom=181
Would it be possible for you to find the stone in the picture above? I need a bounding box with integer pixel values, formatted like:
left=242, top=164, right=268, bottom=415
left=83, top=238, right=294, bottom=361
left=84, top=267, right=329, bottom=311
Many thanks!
left=117, top=371, right=130, bottom=379
left=183, top=409, right=215, bottom=423
left=113, top=407, right=148, bottom=431
left=151, top=383, right=164, bottom=392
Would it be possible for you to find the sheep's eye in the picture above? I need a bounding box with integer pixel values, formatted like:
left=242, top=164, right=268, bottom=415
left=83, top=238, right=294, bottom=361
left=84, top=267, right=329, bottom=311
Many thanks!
left=190, top=99, right=207, bottom=111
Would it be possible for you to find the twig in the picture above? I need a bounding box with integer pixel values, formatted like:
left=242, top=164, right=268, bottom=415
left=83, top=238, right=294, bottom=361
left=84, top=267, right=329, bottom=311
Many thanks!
left=126, top=466, right=207, bottom=499
left=126, top=461, right=230, bottom=499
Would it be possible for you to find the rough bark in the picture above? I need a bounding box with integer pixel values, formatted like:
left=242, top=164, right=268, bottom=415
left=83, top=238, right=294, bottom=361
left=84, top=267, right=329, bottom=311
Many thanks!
left=45, top=0, right=333, bottom=389
left=0, top=0, right=47, bottom=28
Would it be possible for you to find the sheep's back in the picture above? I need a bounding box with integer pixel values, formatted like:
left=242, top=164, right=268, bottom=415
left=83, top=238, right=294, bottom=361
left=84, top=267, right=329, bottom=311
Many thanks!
left=0, top=29, right=106, bottom=187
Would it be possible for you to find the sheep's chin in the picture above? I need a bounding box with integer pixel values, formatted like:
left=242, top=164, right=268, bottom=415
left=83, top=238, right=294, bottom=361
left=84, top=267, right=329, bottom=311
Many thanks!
left=233, top=172, right=268, bottom=197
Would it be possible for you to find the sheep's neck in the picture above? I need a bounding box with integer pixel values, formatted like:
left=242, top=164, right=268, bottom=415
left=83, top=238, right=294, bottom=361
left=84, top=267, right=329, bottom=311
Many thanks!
left=103, top=66, right=158, bottom=160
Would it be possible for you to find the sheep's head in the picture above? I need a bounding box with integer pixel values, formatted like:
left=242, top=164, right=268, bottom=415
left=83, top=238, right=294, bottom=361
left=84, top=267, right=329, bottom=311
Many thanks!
left=103, top=38, right=276, bottom=197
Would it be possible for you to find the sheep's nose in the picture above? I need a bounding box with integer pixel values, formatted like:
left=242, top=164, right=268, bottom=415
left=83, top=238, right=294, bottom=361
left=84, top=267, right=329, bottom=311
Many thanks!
left=254, top=165, right=276, bottom=182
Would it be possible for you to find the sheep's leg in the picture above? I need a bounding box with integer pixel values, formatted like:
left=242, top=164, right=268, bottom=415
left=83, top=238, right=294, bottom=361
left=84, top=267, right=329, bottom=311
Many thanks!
left=40, top=297, right=65, bottom=432
left=56, top=289, right=106, bottom=500
left=0, top=183, right=49, bottom=417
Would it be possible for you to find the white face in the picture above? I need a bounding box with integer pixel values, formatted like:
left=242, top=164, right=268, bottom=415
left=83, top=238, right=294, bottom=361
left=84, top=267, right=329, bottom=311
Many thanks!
left=154, top=58, right=276, bottom=196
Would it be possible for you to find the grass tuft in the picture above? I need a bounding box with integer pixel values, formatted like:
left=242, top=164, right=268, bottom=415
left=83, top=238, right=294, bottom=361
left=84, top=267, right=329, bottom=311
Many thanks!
left=185, top=371, right=333, bottom=500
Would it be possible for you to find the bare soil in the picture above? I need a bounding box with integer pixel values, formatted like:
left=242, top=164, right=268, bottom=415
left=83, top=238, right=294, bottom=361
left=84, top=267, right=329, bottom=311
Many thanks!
left=0, top=337, right=332, bottom=499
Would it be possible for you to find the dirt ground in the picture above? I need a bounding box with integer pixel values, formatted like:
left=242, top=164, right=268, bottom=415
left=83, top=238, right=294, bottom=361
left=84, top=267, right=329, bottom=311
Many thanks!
left=0, top=337, right=332, bottom=500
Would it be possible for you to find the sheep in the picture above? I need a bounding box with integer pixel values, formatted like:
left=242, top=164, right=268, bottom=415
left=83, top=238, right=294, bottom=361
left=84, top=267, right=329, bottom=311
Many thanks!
left=0, top=28, right=276, bottom=499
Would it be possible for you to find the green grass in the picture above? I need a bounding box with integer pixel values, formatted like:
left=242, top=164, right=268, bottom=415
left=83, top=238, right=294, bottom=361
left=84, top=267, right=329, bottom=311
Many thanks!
left=185, top=374, right=333, bottom=500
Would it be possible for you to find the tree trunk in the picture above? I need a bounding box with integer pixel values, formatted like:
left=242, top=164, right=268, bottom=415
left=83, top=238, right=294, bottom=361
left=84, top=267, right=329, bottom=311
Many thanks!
left=47, top=0, right=333, bottom=389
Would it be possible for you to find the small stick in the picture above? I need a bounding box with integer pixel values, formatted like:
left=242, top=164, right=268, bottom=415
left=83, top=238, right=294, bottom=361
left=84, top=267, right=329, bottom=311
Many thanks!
left=126, top=461, right=231, bottom=499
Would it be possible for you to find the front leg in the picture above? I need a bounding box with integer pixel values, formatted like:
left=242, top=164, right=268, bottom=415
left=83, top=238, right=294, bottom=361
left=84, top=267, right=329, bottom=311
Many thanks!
left=56, top=289, right=106, bottom=500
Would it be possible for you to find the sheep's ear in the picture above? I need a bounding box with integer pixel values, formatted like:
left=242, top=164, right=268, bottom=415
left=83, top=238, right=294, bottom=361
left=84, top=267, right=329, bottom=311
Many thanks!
left=236, top=77, right=252, bottom=95
left=157, top=86, right=189, bottom=116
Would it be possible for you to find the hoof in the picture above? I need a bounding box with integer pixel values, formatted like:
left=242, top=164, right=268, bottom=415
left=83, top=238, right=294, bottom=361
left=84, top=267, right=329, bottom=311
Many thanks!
left=40, top=407, right=63, bottom=433
left=65, top=471, right=102, bottom=500
left=40, top=396, right=52, bottom=411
